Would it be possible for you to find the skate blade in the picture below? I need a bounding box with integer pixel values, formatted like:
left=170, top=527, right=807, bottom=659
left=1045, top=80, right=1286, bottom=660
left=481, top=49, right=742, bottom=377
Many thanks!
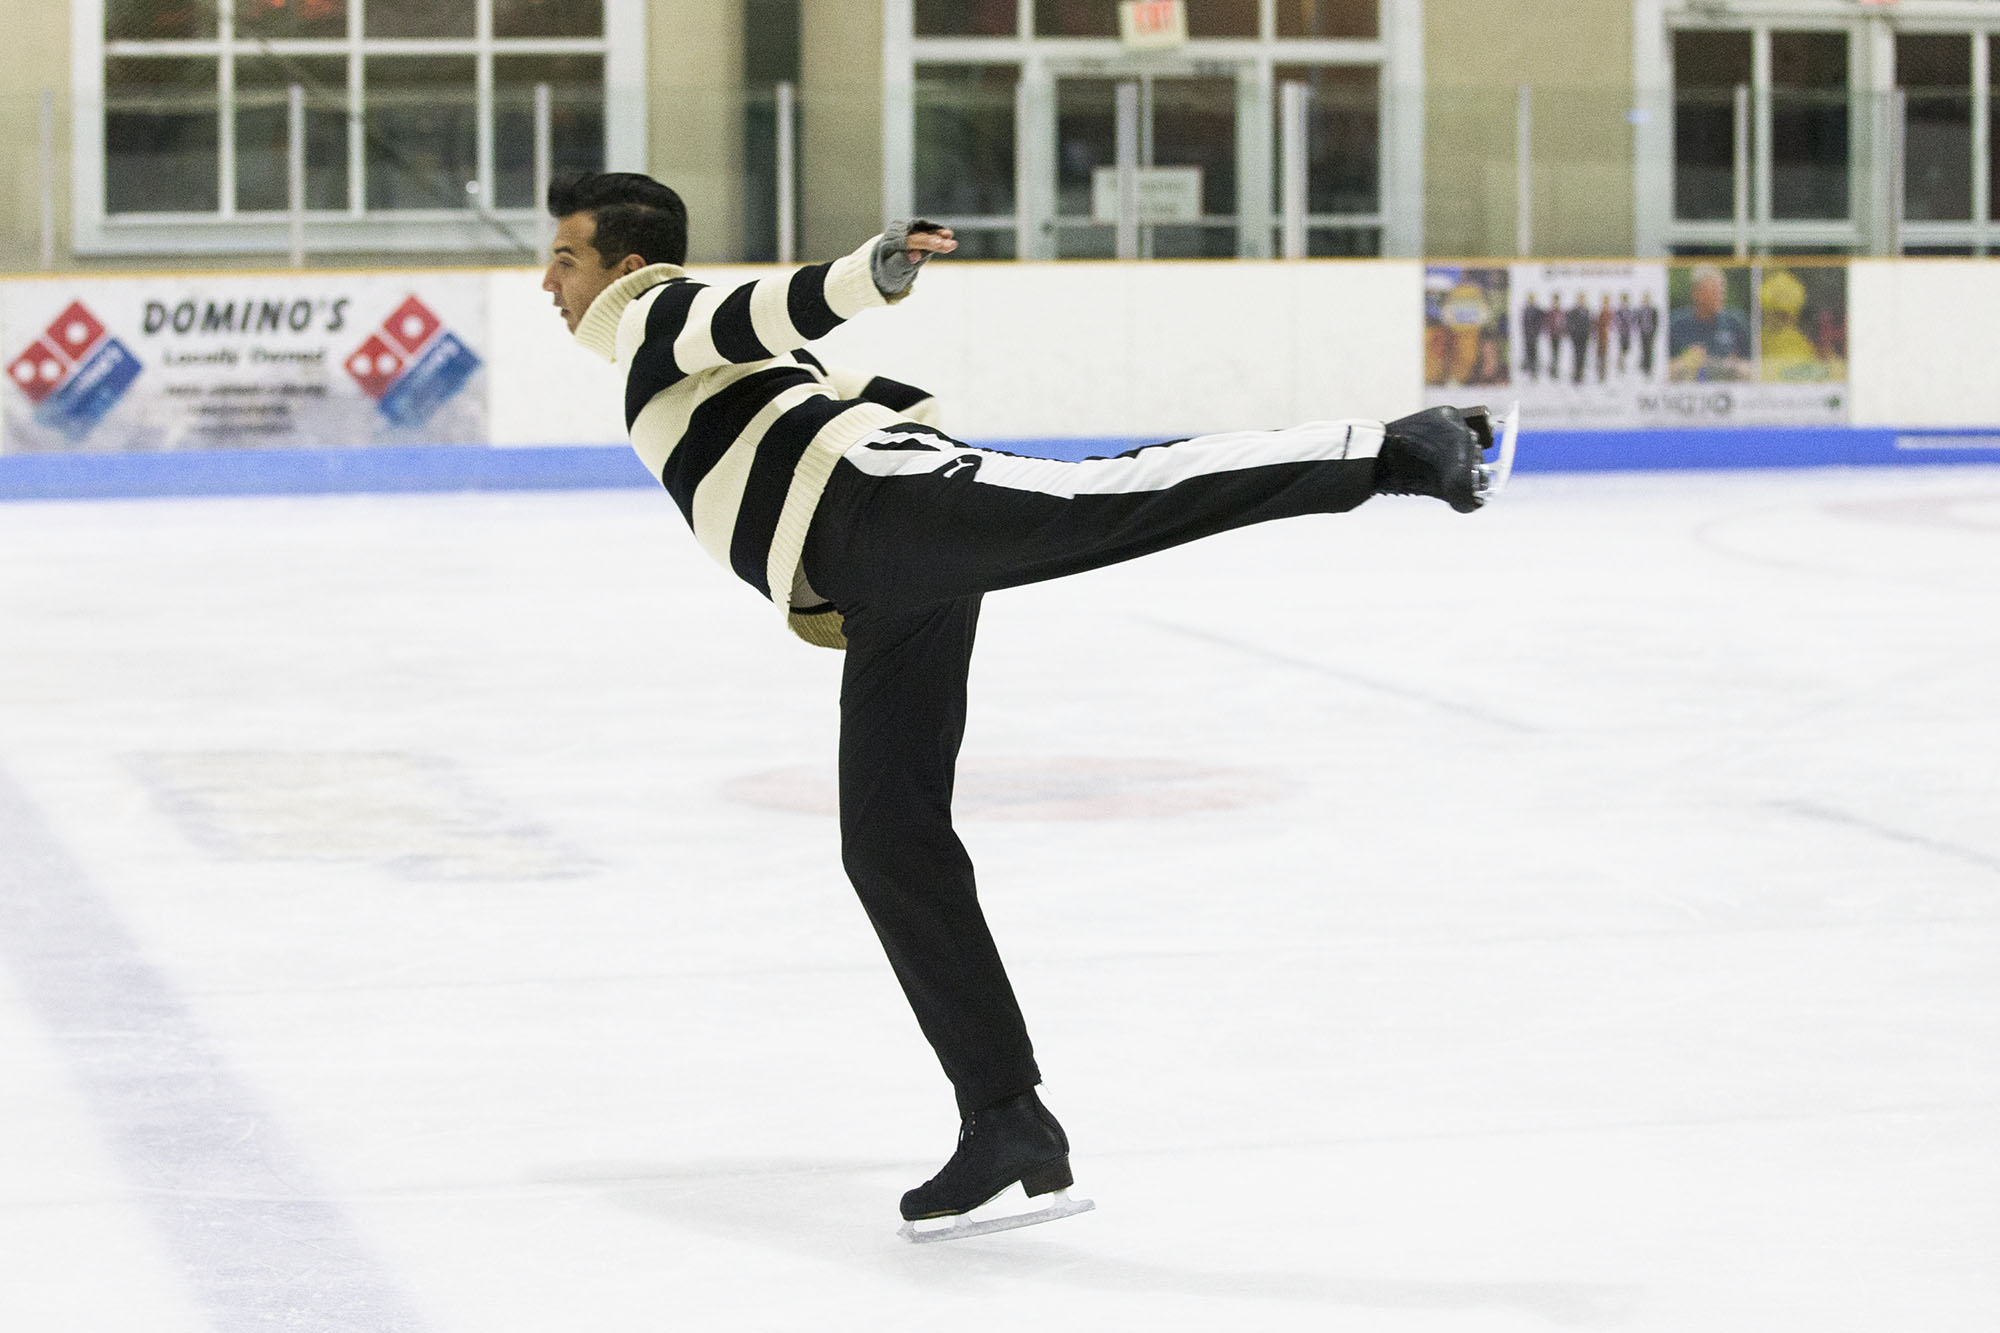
left=1474, top=401, right=1519, bottom=504
left=898, top=1187, right=1096, bottom=1244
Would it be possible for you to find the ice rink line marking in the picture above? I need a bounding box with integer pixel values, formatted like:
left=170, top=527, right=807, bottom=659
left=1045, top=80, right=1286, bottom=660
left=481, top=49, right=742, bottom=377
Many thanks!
left=1138, top=616, right=1544, bottom=734
left=1768, top=799, right=2000, bottom=876
left=0, top=763, right=427, bottom=1333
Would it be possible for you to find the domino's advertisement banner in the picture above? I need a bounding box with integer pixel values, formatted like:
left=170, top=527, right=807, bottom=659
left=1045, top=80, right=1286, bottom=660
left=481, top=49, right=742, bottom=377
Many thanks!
left=2, top=275, right=486, bottom=453
left=1423, top=262, right=1849, bottom=428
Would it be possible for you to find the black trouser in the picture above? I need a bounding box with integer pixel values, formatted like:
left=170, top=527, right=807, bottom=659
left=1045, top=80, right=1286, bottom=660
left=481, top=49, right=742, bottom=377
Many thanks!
left=800, top=421, right=1380, bottom=1116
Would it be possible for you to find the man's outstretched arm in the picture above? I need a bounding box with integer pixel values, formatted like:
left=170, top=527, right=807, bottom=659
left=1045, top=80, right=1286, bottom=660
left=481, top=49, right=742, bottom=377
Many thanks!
left=620, top=222, right=954, bottom=400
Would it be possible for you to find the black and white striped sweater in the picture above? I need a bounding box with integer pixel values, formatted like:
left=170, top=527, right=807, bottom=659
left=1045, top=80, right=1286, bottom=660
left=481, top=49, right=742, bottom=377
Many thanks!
left=572, top=235, right=938, bottom=648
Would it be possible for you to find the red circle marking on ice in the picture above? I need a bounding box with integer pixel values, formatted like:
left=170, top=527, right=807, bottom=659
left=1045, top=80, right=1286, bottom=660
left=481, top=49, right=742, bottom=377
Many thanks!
left=726, top=757, right=1287, bottom=820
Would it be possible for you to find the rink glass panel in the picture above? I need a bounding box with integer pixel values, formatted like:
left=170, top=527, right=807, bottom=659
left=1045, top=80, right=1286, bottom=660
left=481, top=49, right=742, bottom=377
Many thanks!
left=492, top=58, right=607, bottom=209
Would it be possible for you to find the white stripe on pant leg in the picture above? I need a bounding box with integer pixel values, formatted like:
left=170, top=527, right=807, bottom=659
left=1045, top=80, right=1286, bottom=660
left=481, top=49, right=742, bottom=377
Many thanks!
left=843, top=421, right=1383, bottom=498
left=983, top=420, right=1385, bottom=498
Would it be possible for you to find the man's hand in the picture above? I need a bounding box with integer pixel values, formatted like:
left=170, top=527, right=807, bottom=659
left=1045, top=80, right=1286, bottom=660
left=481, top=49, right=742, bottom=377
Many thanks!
left=872, top=220, right=957, bottom=301
left=901, top=221, right=958, bottom=263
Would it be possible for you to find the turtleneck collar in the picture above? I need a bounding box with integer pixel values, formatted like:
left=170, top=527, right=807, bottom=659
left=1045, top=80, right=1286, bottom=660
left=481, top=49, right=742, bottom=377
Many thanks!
left=571, top=262, right=684, bottom=362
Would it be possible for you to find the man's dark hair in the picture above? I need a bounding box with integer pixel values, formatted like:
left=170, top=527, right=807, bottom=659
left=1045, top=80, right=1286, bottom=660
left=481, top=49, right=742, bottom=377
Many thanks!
left=547, top=171, right=688, bottom=268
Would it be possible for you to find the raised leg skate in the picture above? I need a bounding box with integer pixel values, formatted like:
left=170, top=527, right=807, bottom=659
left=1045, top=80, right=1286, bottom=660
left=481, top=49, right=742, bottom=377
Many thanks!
left=897, top=1091, right=1096, bottom=1243
left=1376, top=402, right=1519, bottom=512
left=1467, top=401, right=1519, bottom=506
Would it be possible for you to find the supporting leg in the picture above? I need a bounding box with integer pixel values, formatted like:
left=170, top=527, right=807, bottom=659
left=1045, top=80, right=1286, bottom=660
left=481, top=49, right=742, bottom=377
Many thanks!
left=836, top=594, right=1041, bottom=1116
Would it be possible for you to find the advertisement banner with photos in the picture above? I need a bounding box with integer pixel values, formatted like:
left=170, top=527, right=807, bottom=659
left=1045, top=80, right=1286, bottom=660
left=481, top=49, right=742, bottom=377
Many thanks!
left=2, top=274, right=487, bottom=454
left=1424, top=262, right=1848, bottom=428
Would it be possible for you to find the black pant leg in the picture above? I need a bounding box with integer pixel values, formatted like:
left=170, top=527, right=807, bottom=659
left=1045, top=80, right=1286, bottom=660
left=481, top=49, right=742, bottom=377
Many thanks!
left=805, top=421, right=1379, bottom=614
left=800, top=419, right=1378, bottom=1117
left=837, top=594, right=1041, bottom=1117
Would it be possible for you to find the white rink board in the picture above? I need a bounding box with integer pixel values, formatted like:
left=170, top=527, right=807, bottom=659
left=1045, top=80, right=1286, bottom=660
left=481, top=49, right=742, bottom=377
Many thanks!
left=12, top=256, right=2000, bottom=458
left=486, top=255, right=2000, bottom=446
left=485, top=258, right=1426, bottom=446
left=1845, top=259, right=2000, bottom=427
left=0, top=468, right=1995, bottom=1331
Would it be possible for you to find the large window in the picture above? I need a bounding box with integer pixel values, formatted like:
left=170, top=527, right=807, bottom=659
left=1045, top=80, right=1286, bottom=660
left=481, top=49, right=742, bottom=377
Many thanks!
left=1892, top=29, right=2000, bottom=251
left=1648, top=0, right=2000, bottom=256
left=1899, top=31, right=1974, bottom=223
left=891, top=0, right=1422, bottom=258
left=79, top=0, right=644, bottom=256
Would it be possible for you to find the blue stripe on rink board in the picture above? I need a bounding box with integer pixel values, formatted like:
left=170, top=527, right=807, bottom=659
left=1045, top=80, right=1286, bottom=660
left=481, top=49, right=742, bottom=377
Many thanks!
left=1508, top=427, right=2000, bottom=472
left=0, top=764, right=426, bottom=1331
left=0, top=443, right=657, bottom=500
left=3, top=428, right=1999, bottom=501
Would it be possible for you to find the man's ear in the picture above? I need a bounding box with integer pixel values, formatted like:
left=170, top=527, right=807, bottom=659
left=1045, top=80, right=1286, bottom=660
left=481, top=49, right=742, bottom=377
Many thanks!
left=617, top=252, right=650, bottom=276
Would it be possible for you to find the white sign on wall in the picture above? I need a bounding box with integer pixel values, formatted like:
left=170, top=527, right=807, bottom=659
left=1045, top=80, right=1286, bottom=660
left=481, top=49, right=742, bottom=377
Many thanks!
left=1090, top=166, right=1205, bottom=225
left=2, top=274, right=488, bottom=454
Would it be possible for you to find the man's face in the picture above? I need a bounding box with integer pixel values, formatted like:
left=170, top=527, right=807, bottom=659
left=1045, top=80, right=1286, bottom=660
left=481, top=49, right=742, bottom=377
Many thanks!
left=542, top=213, right=644, bottom=332
left=1692, top=273, right=1724, bottom=319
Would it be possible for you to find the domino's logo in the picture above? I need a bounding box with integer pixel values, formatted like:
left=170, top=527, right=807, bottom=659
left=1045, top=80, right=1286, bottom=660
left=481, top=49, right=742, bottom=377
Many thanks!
left=343, top=295, right=482, bottom=429
left=7, top=301, right=143, bottom=440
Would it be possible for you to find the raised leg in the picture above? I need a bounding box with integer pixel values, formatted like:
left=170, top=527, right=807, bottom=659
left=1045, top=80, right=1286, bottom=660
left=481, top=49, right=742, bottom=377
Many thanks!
left=804, top=420, right=1382, bottom=614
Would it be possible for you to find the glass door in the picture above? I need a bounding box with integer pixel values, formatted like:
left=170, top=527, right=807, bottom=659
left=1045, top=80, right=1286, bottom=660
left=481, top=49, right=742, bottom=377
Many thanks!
left=1048, top=71, right=1243, bottom=259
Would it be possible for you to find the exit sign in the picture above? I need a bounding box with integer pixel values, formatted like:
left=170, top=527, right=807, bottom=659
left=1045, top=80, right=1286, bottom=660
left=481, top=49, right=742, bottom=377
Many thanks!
left=1120, top=0, right=1187, bottom=51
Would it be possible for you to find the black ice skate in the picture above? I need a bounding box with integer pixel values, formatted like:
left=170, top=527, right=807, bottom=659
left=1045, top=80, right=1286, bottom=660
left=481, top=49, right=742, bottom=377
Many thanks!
left=1376, top=402, right=1519, bottom=512
left=897, top=1091, right=1096, bottom=1243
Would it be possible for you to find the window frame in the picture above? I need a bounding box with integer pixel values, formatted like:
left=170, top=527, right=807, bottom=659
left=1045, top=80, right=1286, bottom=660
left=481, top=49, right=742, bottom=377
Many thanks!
left=883, top=0, right=1424, bottom=258
left=1638, top=0, right=2000, bottom=256
left=72, top=0, right=649, bottom=256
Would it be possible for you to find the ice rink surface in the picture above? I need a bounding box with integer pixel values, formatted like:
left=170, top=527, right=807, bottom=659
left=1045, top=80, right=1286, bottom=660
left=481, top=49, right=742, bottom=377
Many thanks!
left=1, top=465, right=1996, bottom=1332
